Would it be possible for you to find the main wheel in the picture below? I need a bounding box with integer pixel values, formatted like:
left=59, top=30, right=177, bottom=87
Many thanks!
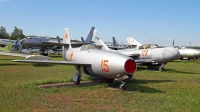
left=120, top=86, right=126, bottom=90
left=74, top=76, right=80, bottom=85
left=159, top=67, right=164, bottom=72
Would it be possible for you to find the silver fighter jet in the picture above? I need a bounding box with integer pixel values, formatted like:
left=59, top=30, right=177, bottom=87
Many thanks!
left=178, top=48, right=200, bottom=60
left=2, top=28, right=137, bottom=90
left=95, top=37, right=180, bottom=71
left=127, top=37, right=200, bottom=61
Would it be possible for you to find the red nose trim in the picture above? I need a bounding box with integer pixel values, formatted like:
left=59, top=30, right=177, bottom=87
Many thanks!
left=124, top=59, right=137, bottom=74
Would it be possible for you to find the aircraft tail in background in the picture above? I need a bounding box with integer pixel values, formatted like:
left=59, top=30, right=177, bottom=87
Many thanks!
left=84, top=27, right=95, bottom=43
left=126, top=37, right=142, bottom=48
left=81, top=37, right=85, bottom=42
left=94, top=37, right=110, bottom=50
left=172, top=39, right=175, bottom=46
left=112, top=37, right=118, bottom=47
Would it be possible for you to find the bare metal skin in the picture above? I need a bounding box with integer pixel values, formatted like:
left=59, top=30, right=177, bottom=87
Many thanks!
left=94, top=37, right=179, bottom=72
left=11, top=28, right=137, bottom=90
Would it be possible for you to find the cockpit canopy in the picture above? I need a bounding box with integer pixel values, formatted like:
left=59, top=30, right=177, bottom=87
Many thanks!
left=80, top=44, right=95, bottom=51
left=139, top=44, right=159, bottom=49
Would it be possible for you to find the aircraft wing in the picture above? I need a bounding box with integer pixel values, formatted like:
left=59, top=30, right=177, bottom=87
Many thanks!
left=42, top=42, right=69, bottom=46
left=13, top=60, right=91, bottom=66
left=0, top=52, right=50, bottom=60
left=42, top=41, right=89, bottom=48
left=135, top=59, right=156, bottom=63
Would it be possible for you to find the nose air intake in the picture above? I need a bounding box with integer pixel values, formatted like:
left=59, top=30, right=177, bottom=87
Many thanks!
left=124, top=59, right=137, bottom=74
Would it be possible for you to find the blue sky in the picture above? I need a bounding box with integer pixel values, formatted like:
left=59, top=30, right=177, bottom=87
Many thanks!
left=0, top=0, right=200, bottom=46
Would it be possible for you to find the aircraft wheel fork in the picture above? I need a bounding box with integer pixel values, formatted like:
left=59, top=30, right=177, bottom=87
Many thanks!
left=119, top=81, right=126, bottom=90
left=73, top=65, right=82, bottom=85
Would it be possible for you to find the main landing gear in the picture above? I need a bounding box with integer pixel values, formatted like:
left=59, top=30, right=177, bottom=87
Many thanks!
left=159, top=62, right=168, bottom=72
left=40, top=48, right=48, bottom=56
left=73, top=65, right=82, bottom=85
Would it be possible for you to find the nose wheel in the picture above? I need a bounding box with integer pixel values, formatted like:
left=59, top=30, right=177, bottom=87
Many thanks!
left=119, top=81, right=126, bottom=90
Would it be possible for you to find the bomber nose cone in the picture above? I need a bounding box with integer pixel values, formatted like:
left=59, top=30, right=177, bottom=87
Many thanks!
left=162, top=47, right=180, bottom=62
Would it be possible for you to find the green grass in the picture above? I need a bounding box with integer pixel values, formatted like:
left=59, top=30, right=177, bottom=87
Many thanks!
left=0, top=55, right=200, bottom=111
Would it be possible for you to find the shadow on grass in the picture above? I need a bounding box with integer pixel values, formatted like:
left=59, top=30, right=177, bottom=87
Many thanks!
left=34, top=76, right=172, bottom=93
left=136, top=66, right=160, bottom=71
left=164, top=68, right=197, bottom=74
left=0, top=63, right=29, bottom=66
left=106, top=79, right=174, bottom=93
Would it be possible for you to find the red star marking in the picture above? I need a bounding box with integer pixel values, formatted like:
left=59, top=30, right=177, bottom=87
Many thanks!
left=65, top=33, right=68, bottom=38
left=70, top=52, right=74, bottom=60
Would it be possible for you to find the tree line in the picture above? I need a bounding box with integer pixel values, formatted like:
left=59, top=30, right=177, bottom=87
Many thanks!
left=0, top=26, right=83, bottom=42
left=0, top=26, right=25, bottom=40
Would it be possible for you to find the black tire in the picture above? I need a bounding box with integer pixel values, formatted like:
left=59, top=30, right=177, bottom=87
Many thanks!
left=120, top=86, right=126, bottom=90
left=74, top=76, right=80, bottom=85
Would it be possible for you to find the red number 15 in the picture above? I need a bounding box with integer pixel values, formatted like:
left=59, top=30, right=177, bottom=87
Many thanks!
left=101, top=60, right=109, bottom=72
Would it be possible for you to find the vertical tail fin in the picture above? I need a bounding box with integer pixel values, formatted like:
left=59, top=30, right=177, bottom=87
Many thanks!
left=81, top=37, right=85, bottom=42
left=172, top=39, right=175, bottom=46
left=126, top=37, right=142, bottom=48
left=94, top=37, right=110, bottom=50
left=85, top=27, right=95, bottom=43
left=56, top=36, right=60, bottom=43
left=112, top=37, right=118, bottom=47
left=62, top=28, right=71, bottom=59
left=63, top=28, right=71, bottom=48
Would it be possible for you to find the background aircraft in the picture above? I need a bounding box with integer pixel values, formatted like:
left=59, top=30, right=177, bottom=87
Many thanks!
left=19, top=27, right=95, bottom=56
left=1, top=28, right=137, bottom=90
left=127, top=37, right=200, bottom=61
left=177, top=47, right=200, bottom=61
left=94, top=37, right=180, bottom=71
left=126, top=37, right=159, bottom=49
left=0, top=39, right=16, bottom=47
left=108, top=37, right=127, bottom=50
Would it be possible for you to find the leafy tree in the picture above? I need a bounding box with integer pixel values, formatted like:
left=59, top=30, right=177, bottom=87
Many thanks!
left=10, top=26, right=25, bottom=40
left=0, top=26, right=10, bottom=39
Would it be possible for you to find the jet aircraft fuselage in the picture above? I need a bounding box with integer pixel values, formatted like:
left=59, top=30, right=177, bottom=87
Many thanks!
left=20, top=37, right=58, bottom=48
left=63, top=44, right=136, bottom=78
left=178, top=49, right=200, bottom=59
left=117, top=47, right=179, bottom=63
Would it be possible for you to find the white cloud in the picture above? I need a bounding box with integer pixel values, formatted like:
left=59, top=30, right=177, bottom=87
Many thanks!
left=0, top=0, right=9, bottom=3
left=93, top=30, right=101, bottom=36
